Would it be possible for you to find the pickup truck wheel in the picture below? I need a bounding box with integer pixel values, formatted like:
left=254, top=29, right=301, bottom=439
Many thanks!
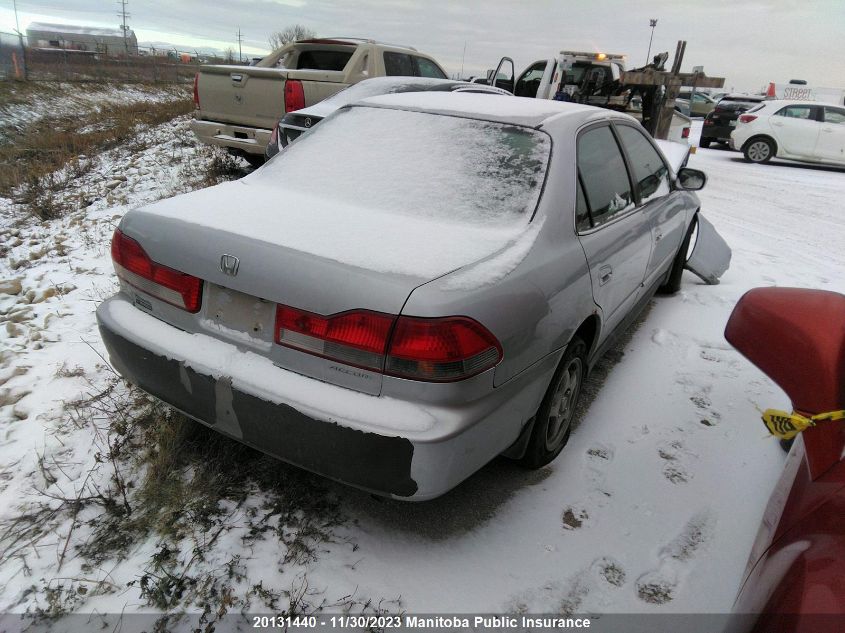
left=699, top=138, right=712, bottom=149
left=658, top=214, right=698, bottom=295
left=519, top=336, right=586, bottom=469
left=743, top=138, right=774, bottom=163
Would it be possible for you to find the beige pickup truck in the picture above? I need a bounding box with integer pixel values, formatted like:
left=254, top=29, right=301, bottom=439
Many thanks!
left=190, top=38, right=448, bottom=163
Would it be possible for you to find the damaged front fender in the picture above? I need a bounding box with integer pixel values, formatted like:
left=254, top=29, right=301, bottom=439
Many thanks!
left=685, top=214, right=731, bottom=285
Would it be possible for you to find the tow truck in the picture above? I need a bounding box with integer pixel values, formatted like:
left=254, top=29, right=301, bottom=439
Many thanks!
left=486, top=42, right=725, bottom=143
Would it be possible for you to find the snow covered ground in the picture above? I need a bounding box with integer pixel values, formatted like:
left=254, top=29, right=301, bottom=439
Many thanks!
left=0, top=114, right=843, bottom=625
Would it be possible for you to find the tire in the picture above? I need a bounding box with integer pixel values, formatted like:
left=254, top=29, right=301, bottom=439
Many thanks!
left=658, top=214, right=699, bottom=295
left=699, top=138, right=712, bottom=149
left=519, top=336, right=587, bottom=469
left=243, top=153, right=266, bottom=169
left=743, top=137, right=774, bottom=163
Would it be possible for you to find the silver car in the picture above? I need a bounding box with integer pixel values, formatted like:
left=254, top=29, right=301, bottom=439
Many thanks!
left=97, top=93, right=727, bottom=500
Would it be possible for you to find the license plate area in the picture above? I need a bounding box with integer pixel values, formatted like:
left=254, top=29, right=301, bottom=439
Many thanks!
left=204, top=283, right=275, bottom=348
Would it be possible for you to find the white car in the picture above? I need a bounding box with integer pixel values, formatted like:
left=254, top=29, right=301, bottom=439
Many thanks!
left=730, top=99, right=845, bottom=166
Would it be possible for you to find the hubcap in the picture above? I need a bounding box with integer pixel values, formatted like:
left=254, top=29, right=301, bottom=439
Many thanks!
left=545, top=357, right=583, bottom=451
left=748, top=141, right=770, bottom=162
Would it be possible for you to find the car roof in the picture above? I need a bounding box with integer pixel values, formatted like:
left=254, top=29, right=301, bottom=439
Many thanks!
left=286, top=78, right=509, bottom=120
left=355, top=91, right=625, bottom=128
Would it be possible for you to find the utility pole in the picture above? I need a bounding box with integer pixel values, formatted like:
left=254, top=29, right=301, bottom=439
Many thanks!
left=460, top=41, right=466, bottom=79
left=117, top=0, right=131, bottom=55
left=236, top=27, right=243, bottom=63
left=646, top=18, right=657, bottom=65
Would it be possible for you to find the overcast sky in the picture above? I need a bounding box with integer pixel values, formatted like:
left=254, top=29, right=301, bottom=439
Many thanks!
left=2, top=0, right=843, bottom=91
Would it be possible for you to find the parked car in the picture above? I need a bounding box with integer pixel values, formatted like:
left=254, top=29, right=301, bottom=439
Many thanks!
left=730, top=99, right=845, bottom=165
left=674, top=98, right=692, bottom=117
left=97, top=94, right=729, bottom=500
left=190, top=38, right=447, bottom=164
left=699, top=94, right=766, bottom=148
left=725, top=287, right=845, bottom=631
left=265, top=77, right=511, bottom=159
left=678, top=90, right=716, bottom=117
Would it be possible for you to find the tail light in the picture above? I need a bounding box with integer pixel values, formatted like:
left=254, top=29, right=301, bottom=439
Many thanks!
left=739, top=114, right=757, bottom=124
left=275, top=305, right=393, bottom=371
left=193, top=73, right=200, bottom=109
left=385, top=316, right=502, bottom=381
left=274, top=305, right=502, bottom=381
left=111, top=229, right=203, bottom=313
left=682, top=127, right=690, bottom=138
left=284, top=79, right=305, bottom=113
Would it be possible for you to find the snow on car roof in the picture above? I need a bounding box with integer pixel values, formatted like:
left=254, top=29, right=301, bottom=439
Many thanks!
left=358, top=91, right=602, bottom=127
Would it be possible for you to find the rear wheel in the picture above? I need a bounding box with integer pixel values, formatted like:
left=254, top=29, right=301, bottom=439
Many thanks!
left=743, top=137, right=774, bottom=163
left=520, top=337, right=587, bottom=469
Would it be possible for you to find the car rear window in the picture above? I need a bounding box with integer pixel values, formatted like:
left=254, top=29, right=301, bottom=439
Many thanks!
left=296, top=49, right=354, bottom=71
left=257, top=106, right=550, bottom=224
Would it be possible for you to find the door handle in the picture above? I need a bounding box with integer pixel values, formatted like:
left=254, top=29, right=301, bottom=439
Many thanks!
left=599, top=265, right=613, bottom=286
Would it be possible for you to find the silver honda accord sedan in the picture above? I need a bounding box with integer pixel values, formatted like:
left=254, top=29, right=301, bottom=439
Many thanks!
left=97, top=92, right=728, bottom=500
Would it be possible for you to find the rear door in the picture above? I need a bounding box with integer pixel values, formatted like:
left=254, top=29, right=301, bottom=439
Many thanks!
left=576, top=124, right=652, bottom=335
left=614, top=122, right=687, bottom=287
left=769, top=104, right=823, bottom=157
left=816, top=106, right=845, bottom=163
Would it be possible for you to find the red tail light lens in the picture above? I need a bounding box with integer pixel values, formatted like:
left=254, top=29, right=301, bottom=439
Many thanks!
left=682, top=127, right=690, bottom=138
left=111, top=229, right=203, bottom=313
left=193, top=73, right=200, bottom=109
left=274, top=306, right=503, bottom=381
left=284, top=79, right=305, bottom=113
left=275, top=305, right=394, bottom=371
left=739, top=114, right=757, bottom=124
left=386, top=316, right=502, bottom=381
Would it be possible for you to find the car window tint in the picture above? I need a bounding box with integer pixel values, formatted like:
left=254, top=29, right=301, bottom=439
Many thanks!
left=824, top=107, right=845, bottom=125
left=414, top=56, right=446, bottom=78
left=775, top=105, right=815, bottom=120
left=575, top=177, right=591, bottom=231
left=296, top=50, right=353, bottom=71
left=384, top=52, right=415, bottom=76
left=615, top=125, right=671, bottom=204
left=577, top=126, right=634, bottom=227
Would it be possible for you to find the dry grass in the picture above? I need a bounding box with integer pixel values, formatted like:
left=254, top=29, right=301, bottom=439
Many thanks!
left=0, top=98, right=193, bottom=214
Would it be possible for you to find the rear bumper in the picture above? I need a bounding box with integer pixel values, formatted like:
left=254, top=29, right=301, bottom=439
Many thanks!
left=701, top=122, right=737, bottom=141
left=96, top=295, right=553, bottom=500
left=190, top=119, right=272, bottom=155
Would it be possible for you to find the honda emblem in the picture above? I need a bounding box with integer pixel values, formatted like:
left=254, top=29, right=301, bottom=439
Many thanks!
left=220, top=254, right=240, bottom=276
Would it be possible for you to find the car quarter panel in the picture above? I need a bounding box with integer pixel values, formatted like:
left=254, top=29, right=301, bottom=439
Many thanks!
left=398, top=113, right=597, bottom=390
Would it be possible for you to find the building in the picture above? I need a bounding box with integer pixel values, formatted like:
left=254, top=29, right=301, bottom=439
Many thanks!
left=26, top=22, right=138, bottom=55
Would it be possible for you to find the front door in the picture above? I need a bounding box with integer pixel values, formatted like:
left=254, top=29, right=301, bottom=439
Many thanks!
left=817, top=106, right=845, bottom=163
left=613, top=123, right=687, bottom=287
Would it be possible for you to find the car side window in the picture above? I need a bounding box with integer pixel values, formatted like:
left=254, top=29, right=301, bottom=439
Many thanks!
left=384, top=52, right=414, bottom=76
left=414, top=56, right=446, bottom=78
left=823, top=107, right=845, bottom=125
left=575, top=177, right=591, bottom=231
left=576, top=126, right=634, bottom=228
left=775, top=105, right=816, bottom=120
left=615, top=125, right=671, bottom=204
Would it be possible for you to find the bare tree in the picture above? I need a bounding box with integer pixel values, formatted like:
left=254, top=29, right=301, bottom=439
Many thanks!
left=224, top=46, right=236, bottom=63
left=268, top=25, right=316, bottom=50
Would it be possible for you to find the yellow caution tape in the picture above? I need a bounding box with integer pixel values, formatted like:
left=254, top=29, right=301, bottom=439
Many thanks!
left=761, top=409, right=845, bottom=440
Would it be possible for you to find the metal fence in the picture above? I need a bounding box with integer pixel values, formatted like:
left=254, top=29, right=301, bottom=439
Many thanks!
left=1, top=31, right=246, bottom=83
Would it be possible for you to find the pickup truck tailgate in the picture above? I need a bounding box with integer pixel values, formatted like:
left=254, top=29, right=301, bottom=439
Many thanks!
left=195, top=65, right=347, bottom=131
